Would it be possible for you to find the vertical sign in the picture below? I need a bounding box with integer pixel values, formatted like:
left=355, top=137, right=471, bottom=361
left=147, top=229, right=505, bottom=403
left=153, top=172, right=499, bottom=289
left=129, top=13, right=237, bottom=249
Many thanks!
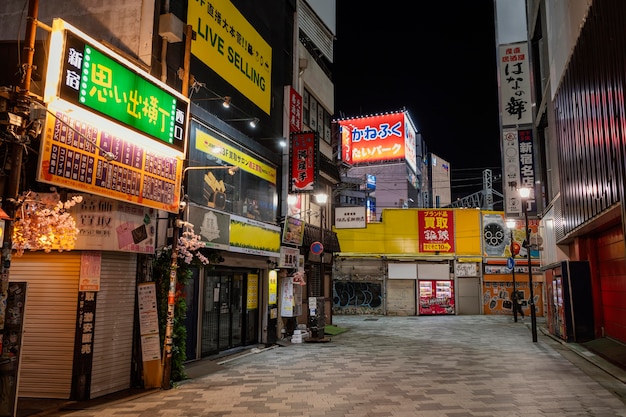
left=289, top=131, right=318, bottom=192
left=287, top=86, right=303, bottom=132
left=418, top=209, right=455, bottom=253
left=518, top=129, right=537, bottom=215
left=71, top=291, right=97, bottom=400
left=499, top=42, right=532, bottom=126
left=503, top=128, right=537, bottom=218
left=503, top=129, right=522, bottom=215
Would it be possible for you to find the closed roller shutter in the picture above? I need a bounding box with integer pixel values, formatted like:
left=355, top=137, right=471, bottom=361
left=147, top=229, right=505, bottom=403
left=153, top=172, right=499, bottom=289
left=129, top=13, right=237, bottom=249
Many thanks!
left=11, top=251, right=82, bottom=399
left=90, top=252, right=137, bottom=398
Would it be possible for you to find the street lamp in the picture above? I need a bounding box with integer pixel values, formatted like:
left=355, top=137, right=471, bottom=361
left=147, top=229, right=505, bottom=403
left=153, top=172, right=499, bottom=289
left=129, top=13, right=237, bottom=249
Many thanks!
left=519, top=187, right=538, bottom=342
left=506, top=218, right=518, bottom=323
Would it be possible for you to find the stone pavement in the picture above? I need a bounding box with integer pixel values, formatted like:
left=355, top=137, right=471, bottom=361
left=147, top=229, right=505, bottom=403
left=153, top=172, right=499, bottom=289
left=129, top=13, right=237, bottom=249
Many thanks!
left=22, top=315, right=626, bottom=416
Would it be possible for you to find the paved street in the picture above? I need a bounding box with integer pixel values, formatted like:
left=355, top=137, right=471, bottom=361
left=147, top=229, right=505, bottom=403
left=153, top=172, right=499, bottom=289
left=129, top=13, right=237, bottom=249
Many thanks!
left=44, top=316, right=626, bottom=416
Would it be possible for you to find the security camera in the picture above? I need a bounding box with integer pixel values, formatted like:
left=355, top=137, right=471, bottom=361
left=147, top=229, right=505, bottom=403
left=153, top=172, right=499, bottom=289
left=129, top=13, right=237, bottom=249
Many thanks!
left=178, top=200, right=187, bottom=211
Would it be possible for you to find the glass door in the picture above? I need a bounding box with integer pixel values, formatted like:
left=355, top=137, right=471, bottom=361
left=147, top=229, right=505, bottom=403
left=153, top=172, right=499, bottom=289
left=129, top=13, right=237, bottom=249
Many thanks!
left=201, top=272, right=244, bottom=356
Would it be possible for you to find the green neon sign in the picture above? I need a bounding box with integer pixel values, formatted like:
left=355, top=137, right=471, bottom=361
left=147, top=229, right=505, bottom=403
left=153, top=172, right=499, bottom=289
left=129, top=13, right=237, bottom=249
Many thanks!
left=59, top=32, right=188, bottom=152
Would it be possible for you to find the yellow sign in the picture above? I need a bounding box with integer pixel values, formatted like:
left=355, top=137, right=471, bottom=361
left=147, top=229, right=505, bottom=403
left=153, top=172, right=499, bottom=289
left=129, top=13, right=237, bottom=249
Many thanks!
left=188, top=0, right=272, bottom=115
left=247, top=273, right=259, bottom=309
left=38, top=103, right=184, bottom=213
left=269, top=270, right=277, bottom=304
left=195, top=129, right=277, bottom=184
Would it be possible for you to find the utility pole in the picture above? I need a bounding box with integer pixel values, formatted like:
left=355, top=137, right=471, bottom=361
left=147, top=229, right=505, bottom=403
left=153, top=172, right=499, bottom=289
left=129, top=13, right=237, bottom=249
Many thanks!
left=0, top=0, right=38, bottom=414
left=161, top=23, right=193, bottom=390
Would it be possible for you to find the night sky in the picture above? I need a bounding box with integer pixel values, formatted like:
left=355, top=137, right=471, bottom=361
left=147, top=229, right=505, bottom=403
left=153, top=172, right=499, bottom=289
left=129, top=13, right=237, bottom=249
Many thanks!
left=334, top=2, right=502, bottom=201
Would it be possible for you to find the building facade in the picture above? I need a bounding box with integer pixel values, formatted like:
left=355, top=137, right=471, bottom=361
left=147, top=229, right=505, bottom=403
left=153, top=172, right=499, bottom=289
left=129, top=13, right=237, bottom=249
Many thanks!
left=0, top=0, right=339, bottom=409
left=495, top=0, right=626, bottom=345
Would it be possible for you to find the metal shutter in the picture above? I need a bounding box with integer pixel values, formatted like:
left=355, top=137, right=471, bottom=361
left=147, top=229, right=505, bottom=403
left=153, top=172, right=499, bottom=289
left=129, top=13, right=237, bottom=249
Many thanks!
left=89, top=252, right=137, bottom=398
left=11, top=251, right=82, bottom=399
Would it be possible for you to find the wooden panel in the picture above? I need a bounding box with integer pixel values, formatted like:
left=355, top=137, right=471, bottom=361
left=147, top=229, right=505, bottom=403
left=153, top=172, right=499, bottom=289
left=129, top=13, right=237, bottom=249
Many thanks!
left=10, top=252, right=82, bottom=399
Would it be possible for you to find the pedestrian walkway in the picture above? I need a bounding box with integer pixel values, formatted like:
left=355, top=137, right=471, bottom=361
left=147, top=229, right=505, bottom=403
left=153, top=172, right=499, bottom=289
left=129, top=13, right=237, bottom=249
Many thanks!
left=20, top=315, right=626, bottom=416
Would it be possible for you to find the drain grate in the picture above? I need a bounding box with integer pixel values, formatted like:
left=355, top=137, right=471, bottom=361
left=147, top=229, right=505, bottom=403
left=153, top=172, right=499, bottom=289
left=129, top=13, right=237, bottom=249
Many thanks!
left=364, top=318, right=379, bottom=321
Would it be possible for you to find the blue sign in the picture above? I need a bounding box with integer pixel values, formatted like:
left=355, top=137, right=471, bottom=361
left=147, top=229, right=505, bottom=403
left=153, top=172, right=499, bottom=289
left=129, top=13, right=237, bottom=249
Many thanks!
left=507, top=257, right=515, bottom=270
left=310, top=241, right=324, bottom=255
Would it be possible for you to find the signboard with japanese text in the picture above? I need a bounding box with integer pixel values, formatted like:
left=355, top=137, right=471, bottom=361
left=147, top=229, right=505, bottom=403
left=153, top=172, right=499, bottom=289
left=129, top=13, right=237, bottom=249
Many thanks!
left=38, top=108, right=184, bottom=213
left=70, top=194, right=157, bottom=253
left=289, top=131, right=318, bottom=192
left=188, top=0, right=272, bottom=115
left=334, top=206, right=367, bottom=229
left=194, top=128, right=277, bottom=184
left=418, top=209, right=454, bottom=253
left=42, top=19, right=186, bottom=213
left=499, top=42, right=532, bottom=126
left=503, top=128, right=537, bottom=217
left=287, top=86, right=303, bottom=132
left=338, top=112, right=406, bottom=165
left=45, top=19, right=189, bottom=153
left=278, top=246, right=300, bottom=268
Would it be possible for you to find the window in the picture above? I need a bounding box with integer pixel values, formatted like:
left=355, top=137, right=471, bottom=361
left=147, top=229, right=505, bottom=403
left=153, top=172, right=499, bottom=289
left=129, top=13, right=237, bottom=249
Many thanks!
left=303, top=88, right=332, bottom=144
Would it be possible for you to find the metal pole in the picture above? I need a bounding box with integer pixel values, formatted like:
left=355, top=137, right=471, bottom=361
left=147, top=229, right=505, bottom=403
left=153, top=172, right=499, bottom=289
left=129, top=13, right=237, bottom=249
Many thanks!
left=510, top=229, right=517, bottom=323
left=523, top=199, right=538, bottom=342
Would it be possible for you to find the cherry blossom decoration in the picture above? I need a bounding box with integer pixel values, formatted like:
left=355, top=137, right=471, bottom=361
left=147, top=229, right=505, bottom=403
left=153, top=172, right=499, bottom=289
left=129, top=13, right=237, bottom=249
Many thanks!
left=11, top=190, right=83, bottom=255
left=175, top=220, right=211, bottom=265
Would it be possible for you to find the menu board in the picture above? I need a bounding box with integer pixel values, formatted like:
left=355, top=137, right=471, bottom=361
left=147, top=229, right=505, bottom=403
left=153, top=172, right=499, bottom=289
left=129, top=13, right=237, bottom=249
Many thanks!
left=38, top=110, right=183, bottom=213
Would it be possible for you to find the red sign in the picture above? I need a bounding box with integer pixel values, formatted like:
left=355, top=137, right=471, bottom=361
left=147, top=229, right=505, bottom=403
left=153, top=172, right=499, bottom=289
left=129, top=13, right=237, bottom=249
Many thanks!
left=338, top=112, right=406, bottom=165
left=289, top=131, right=318, bottom=192
left=418, top=209, right=455, bottom=253
left=288, top=87, right=302, bottom=132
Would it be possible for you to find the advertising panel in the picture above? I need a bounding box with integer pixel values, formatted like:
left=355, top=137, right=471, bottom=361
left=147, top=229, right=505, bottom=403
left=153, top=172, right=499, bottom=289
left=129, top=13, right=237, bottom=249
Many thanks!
left=188, top=0, right=272, bottom=115
left=338, top=112, right=405, bottom=165
left=282, top=216, right=305, bottom=246
left=418, top=209, right=455, bottom=253
left=71, top=194, right=157, bottom=253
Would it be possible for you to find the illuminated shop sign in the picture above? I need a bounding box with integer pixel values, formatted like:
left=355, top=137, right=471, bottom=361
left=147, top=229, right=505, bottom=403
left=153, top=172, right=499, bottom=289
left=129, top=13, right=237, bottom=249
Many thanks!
left=46, top=19, right=189, bottom=153
left=188, top=0, right=272, bottom=115
left=339, top=112, right=406, bottom=165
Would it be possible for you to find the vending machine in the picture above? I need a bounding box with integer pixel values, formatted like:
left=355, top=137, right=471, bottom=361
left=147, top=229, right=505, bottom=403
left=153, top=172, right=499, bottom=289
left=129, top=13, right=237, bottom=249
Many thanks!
left=545, top=261, right=594, bottom=342
left=418, top=280, right=455, bottom=315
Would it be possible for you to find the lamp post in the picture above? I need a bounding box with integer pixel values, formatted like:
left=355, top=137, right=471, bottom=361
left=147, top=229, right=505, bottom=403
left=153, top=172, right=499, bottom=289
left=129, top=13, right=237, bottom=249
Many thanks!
left=506, top=218, right=518, bottom=323
left=519, top=187, right=538, bottom=342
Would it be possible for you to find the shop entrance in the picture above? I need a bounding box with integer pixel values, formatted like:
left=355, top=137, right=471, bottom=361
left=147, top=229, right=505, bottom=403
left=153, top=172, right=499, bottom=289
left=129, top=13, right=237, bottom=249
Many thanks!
left=201, top=272, right=244, bottom=356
